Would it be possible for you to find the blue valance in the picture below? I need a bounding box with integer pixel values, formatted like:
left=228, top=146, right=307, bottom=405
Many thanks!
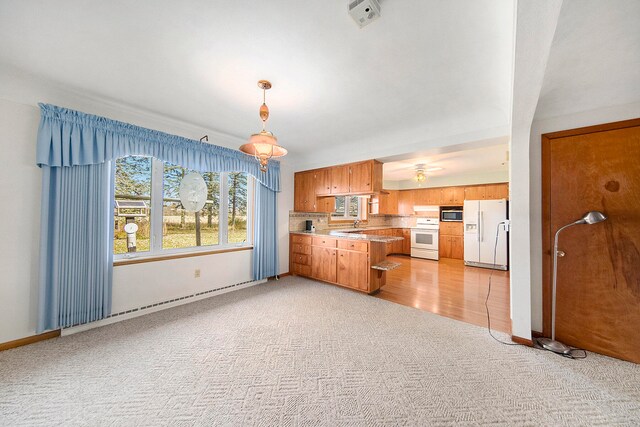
left=36, top=103, right=280, bottom=192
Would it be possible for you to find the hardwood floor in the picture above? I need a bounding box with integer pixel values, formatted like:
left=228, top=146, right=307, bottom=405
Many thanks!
left=376, top=255, right=511, bottom=333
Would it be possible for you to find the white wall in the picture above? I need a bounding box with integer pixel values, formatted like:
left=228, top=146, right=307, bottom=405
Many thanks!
left=0, top=69, right=293, bottom=343
left=528, top=101, right=640, bottom=332
left=0, top=100, right=42, bottom=343
left=384, top=170, right=509, bottom=190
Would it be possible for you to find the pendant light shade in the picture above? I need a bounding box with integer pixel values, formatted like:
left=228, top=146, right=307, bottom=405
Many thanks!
left=239, top=80, right=287, bottom=172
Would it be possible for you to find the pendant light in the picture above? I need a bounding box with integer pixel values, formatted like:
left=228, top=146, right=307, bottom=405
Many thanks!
left=239, top=80, right=287, bottom=172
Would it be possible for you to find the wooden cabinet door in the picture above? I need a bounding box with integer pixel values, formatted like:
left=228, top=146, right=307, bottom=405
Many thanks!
left=294, top=171, right=315, bottom=212
left=452, top=186, right=464, bottom=204
left=464, top=185, right=486, bottom=200
left=386, top=191, right=398, bottom=214
left=450, top=236, right=464, bottom=259
left=337, top=250, right=369, bottom=290
left=350, top=161, right=372, bottom=193
left=413, top=189, right=429, bottom=205
left=426, top=188, right=441, bottom=205
left=330, top=165, right=350, bottom=194
left=393, top=229, right=404, bottom=253
left=314, top=168, right=331, bottom=195
left=485, top=183, right=509, bottom=200
left=398, top=190, right=415, bottom=215
left=311, top=246, right=337, bottom=282
left=440, top=187, right=453, bottom=205
left=439, top=235, right=452, bottom=258
left=402, top=229, right=411, bottom=254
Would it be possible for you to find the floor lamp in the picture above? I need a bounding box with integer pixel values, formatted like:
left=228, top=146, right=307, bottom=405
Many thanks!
left=536, top=211, right=607, bottom=355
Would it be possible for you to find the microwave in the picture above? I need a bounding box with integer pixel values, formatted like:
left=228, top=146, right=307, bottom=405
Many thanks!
left=441, top=209, right=463, bottom=222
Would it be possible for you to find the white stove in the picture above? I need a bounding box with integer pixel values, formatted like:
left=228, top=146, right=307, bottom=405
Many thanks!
left=411, top=218, right=440, bottom=260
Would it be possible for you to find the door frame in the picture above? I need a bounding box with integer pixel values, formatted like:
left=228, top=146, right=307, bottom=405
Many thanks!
left=540, top=118, right=640, bottom=337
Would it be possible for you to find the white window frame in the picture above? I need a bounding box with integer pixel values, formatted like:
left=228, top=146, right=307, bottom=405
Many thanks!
left=331, top=195, right=363, bottom=220
left=115, top=157, right=254, bottom=260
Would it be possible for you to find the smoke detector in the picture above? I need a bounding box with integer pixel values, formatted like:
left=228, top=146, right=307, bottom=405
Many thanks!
left=348, top=0, right=381, bottom=28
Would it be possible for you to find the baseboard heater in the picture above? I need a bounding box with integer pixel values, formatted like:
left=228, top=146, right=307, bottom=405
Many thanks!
left=62, top=279, right=263, bottom=335
left=107, top=279, right=257, bottom=319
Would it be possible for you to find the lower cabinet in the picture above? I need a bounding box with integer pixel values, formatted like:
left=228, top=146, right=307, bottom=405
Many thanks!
left=439, top=235, right=464, bottom=259
left=337, top=250, right=369, bottom=291
left=402, top=228, right=411, bottom=255
left=311, top=245, right=337, bottom=283
left=291, top=233, right=386, bottom=294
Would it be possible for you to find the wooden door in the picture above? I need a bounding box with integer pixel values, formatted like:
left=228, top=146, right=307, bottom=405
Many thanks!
left=465, top=185, right=486, bottom=200
left=350, top=161, right=373, bottom=193
left=440, top=187, right=454, bottom=204
left=337, top=250, right=369, bottom=290
left=311, top=246, right=337, bottom=283
left=542, top=119, right=640, bottom=363
left=485, top=183, right=509, bottom=200
left=398, top=190, right=415, bottom=215
left=413, top=189, right=429, bottom=205
left=330, top=165, right=350, bottom=194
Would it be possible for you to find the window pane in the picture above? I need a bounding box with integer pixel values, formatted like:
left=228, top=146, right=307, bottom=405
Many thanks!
left=162, top=163, right=220, bottom=249
left=227, top=172, right=248, bottom=243
left=334, top=196, right=346, bottom=216
left=114, top=156, right=152, bottom=255
left=348, top=196, right=359, bottom=217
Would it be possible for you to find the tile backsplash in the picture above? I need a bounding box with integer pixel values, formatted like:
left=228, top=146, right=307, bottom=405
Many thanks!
left=289, top=212, right=419, bottom=231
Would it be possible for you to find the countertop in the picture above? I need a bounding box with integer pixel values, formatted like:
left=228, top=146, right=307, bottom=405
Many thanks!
left=290, top=229, right=403, bottom=243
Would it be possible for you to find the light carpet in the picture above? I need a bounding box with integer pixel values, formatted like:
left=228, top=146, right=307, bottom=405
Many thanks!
left=1, top=276, right=639, bottom=426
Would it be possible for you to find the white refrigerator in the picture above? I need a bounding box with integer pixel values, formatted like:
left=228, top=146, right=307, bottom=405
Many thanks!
left=463, top=199, right=508, bottom=270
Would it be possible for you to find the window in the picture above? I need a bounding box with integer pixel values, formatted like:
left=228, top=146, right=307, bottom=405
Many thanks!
left=113, top=156, right=252, bottom=258
left=331, top=195, right=364, bottom=220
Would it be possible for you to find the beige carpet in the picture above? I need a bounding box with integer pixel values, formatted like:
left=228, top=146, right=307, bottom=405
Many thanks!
left=1, top=276, right=639, bottom=426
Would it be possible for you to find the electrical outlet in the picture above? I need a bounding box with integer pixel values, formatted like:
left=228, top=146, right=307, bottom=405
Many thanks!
left=194, top=269, right=201, bottom=278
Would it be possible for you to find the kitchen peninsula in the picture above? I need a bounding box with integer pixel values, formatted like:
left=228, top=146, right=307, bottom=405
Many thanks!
left=289, top=229, right=403, bottom=294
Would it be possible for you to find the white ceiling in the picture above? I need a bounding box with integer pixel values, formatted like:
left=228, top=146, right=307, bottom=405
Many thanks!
left=0, top=0, right=515, bottom=162
left=534, top=0, right=640, bottom=120
left=383, top=144, right=509, bottom=181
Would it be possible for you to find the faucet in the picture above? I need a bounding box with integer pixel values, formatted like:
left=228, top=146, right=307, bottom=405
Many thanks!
left=353, top=219, right=361, bottom=228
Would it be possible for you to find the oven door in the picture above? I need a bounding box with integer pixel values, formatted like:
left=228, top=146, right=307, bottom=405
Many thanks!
left=411, top=229, right=439, bottom=251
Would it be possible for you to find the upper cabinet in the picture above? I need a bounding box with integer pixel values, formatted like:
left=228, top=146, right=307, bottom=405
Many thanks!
left=397, top=190, right=415, bottom=215
left=440, top=186, right=464, bottom=205
left=330, top=165, right=350, bottom=194
left=370, top=190, right=399, bottom=215
left=484, top=183, right=509, bottom=200
left=294, top=160, right=383, bottom=213
left=464, top=185, right=486, bottom=200
left=330, top=160, right=382, bottom=195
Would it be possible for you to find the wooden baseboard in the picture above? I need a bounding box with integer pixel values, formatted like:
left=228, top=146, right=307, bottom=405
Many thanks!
left=511, top=335, right=534, bottom=347
left=531, top=330, right=544, bottom=339
left=0, top=329, right=61, bottom=352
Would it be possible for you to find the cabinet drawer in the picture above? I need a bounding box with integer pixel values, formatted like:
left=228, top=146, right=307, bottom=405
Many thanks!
left=291, top=243, right=311, bottom=255
left=292, top=263, right=311, bottom=276
left=312, top=237, right=337, bottom=248
left=291, top=234, right=312, bottom=245
left=292, top=253, right=311, bottom=265
left=337, top=239, right=369, bottom=252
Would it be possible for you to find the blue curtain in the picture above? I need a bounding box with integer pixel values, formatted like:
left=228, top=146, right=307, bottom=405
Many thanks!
left=36, top=103, right=280, bottom=331
left=253, top=182, right=278, bottom=280
left=37, top=103, right=280, bottom=192
left=37, top=163, right=114, bottom=332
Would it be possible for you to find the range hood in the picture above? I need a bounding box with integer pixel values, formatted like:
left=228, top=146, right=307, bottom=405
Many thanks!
left=413, top=205, right=439, bottom=213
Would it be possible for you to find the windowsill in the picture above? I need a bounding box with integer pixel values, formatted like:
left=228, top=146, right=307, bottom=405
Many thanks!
left=113, top=245, right=253, bottom=266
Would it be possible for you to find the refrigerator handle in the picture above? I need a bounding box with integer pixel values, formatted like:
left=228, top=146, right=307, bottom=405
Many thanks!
left=480, top=210, right=483, bottom=242
left=477, top=210, right=480, bottom=242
